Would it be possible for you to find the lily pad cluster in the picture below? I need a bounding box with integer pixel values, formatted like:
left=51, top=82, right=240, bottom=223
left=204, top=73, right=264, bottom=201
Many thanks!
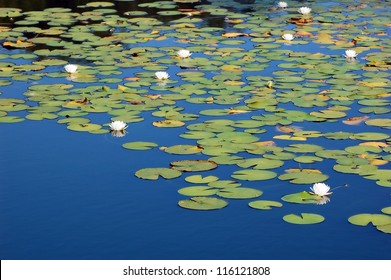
left=0, top=0, right=390, bottom=229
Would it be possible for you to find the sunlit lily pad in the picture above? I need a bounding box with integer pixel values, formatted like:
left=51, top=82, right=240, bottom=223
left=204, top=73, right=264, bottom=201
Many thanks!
left=170, top=160, right=217, bottom=172
left=348, top=214, right=391, bottom=226
left=153, top=120, right=185, bottom=127
left=208, top=180, right=241, bottom=189
left=162, top=145, right=203, bottom=155
left=122, top=141, right=158, bottom=150
left=248, top=200, right=283, bottom=210
left=216, top=187, right=262, bottom=199
left=185, top=175, right=218, bottom=184
left=135, top=167, right=182, bottom=180
left=178, top=197, right=228, bottom=210
left=381, top=207, right=391, bottom=215
left=178, top=186, right=217, bottom=196
left=278, top=170, right=329, bottom=184
left=283, top=213, right=325, bottom=225
left=282, top=191, right=321, bottom=205
left=231, top=169, right=277, bottom=181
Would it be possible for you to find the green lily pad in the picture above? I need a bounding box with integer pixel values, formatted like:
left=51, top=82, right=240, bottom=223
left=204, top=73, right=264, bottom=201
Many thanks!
left=122, top=141, right=158, bottom=150
left=178, top=186, right=217, bottom=196
left=216, top=187, right=263, bottom=199
left=248, top=200, right=283, bottom=210
left=237, top=158, right=284, bottom=169
left=170, top=160, right=218, bottom=172
left=348, top=214, right=373, bottom=226
left=348, top=214, right=391, bottom=226
left=231, top=169, right=277, bottom=181
left=178, top=197, right=228, bottom=210
left=376, top=224, right=391, bottom=234
left=365, top=118, right=391, bottom=128
left=381, top=207, right=391, bottom=215
left=282, top=191, right=324, bottom=205
left=283, top=213, right=325, bottom=225
left=185, top=175, right=219, bottom=184
left=278, top=170, right=329, bottom=184
left=208, top=180, right=241, bottom=189
left=162, top=145, right=203, bottom=155
left=135, top=167, right=182, bottom=180
left=67, top=123, right=102, bottom=132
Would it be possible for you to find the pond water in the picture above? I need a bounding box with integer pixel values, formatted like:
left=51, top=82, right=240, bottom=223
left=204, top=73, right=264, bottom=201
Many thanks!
left=0, top=0, right=390, bottom=259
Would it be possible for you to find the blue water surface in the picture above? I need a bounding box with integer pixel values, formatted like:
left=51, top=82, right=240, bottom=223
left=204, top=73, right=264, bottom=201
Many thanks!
left=1, top=119, right=390, bottom=260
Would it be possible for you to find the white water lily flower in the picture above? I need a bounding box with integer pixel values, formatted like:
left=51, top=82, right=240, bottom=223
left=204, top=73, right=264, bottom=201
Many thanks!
left=278, top=2, right=288, bottom=8
left=310, top=183, right=332, bottom=197
left=64, top=64, right=78, bottom=74
left=344, top=49, right=357, bottom=59
left=298, top=7, right=311, bottom=15
left=109, top=120, right=128, bottom=132
left=177, top=49, right=192, bottom=58
left=155, top=71, right=169, bottom=80
left=282, top=33, right=294, bottom=41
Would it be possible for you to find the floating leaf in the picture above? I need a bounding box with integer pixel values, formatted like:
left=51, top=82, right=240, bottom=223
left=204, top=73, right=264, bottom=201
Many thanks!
left=381, top=207, right=391, bottom=215
left=153, top=120, right=185, bottom=127
left=282, top=191, right=322, bottom=205
left=208, top=180, right=241, bottom=189
left=283, top=213, right=325, bottom=225
left=248, top=200, right=283, bottom=210
left=237, top=158, right=284, bottom=169
left=122, top=141, right=158, bottom=150
left=178, top=197, right=228, bottom=210
left=216, top=187, right=262, bottom=199
left=135, top=167, right=182, bottom=180
left=185, top=175, right=218, bottom=184
left=231, top=169, right=277, bottom=181
left=162, top=145, right=203, bottom=155
left=278, top=170, right=329, bottom=184
left=170, top=160, right=217, bottom=172
left=365, top=118, right=391, bottom=128
left=178, top=186, right=217, bottom=196
left=348, top=214, right=391, bottom=226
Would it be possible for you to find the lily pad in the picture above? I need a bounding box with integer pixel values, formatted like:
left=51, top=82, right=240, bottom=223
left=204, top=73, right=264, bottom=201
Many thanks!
left=170, top=160, right=217, bottom=172
left=135, top=167, right=182, bottom=180
left=281, top=191, right=323, bottom=205
left=162, top=145, right=203, bottom=155
left=178, top=186, right=217, bottom=196
left=278, top=170, right=329, bottom=184
left=248, top=200, right=283, bottom=210
left=185, top=175, right=219, bottom=184
left=283, top=213, right=325, bottom=225
left=178, top=197, right=228, bottom=210
left=122, top=141, right=158, bottom=150
left=231, top=169, right=277, bottom=181
left=216, top=187, right=262, bottom=199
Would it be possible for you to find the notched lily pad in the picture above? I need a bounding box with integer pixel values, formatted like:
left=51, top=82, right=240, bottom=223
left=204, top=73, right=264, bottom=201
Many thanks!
left=283, top=213, right=325, bottom=225
left=216, top=187, right=263, bottom=199
left=170, top=160, right=217, bottom=172
left=249, top=200, right=283, bottom=210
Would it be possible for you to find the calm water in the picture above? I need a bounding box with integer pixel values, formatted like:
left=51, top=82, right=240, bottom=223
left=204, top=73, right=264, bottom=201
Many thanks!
left=0, top=0, right=391, bottom=259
